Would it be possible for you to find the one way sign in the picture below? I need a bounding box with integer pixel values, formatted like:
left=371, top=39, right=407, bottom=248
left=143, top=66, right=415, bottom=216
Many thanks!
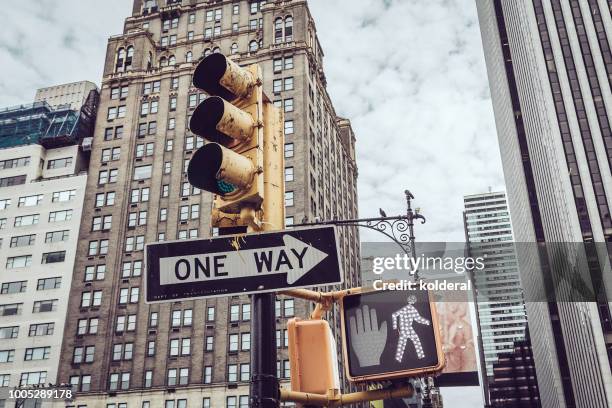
left=145, top=226, right=343, bottom=302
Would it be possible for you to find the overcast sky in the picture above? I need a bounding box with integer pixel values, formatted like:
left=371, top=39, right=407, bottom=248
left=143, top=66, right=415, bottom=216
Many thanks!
left=0, top=3, right=498, bottom=403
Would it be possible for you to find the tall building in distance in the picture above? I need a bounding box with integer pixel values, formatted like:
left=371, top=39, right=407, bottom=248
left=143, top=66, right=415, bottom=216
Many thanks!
left=488, top=332, right=541, bottom=407
left=0, top=81, right=95, bottom=400
left=476, top=0, right=612, bottom=407
left=463, top=190, right=530, bottom=405
left=57, top=1, right=359, bottom=407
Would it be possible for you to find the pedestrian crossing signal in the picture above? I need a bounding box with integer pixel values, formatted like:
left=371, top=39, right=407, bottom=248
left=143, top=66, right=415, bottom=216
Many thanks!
left=340, top=287, right=445, bottom=382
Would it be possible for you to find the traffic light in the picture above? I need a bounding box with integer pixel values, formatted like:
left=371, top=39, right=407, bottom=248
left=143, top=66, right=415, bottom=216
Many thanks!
left=188, top=53, right=284, bottom=231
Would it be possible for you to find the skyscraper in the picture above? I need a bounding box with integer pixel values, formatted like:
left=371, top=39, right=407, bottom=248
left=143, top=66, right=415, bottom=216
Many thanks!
left=0, top=82, right=97, bottom=406
left=58, top=1, right=360, bottom=406
left=476, top=1, right=612, bottom=407
left=463, top=190, right=530, bottom=405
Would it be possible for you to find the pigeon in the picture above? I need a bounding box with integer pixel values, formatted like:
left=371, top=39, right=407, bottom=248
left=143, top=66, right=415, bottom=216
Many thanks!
left=379, top=208, right=387, bottom=218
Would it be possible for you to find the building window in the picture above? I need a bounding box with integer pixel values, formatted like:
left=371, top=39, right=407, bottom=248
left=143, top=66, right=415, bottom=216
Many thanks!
left=0, top=175, right=26, bottom=188
left=42, top=251, right=66, bottom=264
left=84, top=265, right=105, bottom=281
left=273, top=79, right=282, bottom=93
left=241, top=333, right=251, bottom=350
left=240, top=364, right=250, bottom=382
left=0, top=199, right=10, bottom=210
left=273, top=58, right=282, bottom=72
left=0, top=303, right=22, bottom=316
left=231, top=43, right=238, bottom=54
left=284, top=98, right=293, bottom=112
left=229, top=334, right=239, bottom=352
left=25, top=347, right=51, bottom=361
left=0, top=326, right=18, bottom=339
left=0, top=156, right=29, bottom=169
left=0, top=350, right=14, bottom=363
left=37, top=277, right=61, bottom=290
left=228, top=364, right=238, bottom=382
left=49, top=210, right=72, bottom=222
left=285, top=216, right=294, bottom=227
left=144, top=371, right=153, bottom=388
left=285, top=16, right=293, bottom=41
left=249, top=41, right=258, bottom=52
left=6, top=255, right=32, bottom=268
left=47, top=157, right=72, bottom=169
left=285, top=167, right=294, bottom=182
left=284, top=299, right=294, bottom=316
left=20, top=371, right=47, bottom=386
left=0, top=281, right=26, bottom=294
left=230, top=305, right=240, bottom=322
left=18, top=194, right=43, bottom=207
left=33, top=300, right=58, bottom=313
left=284, top=143, right=294, bottom=158
left=205, top=336, right=214, bottom=351
left=203, top=366, right=212, bottom=384
left=285, top=191, right=294, bottom=207
left=284, top=77, right=294, bottom=91
left=284, top=56, right=294, bottom=69
left=284, top=120, right=294, bottom=135
left=207, top=306, right=215, bottom=321
left=10, top=234, right=35, bottom=248
left=134, top=165, right=152, bottom=180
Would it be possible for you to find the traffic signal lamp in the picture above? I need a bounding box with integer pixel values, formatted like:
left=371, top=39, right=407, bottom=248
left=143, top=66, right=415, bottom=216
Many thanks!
left=188, top=53, right=284, bottom=230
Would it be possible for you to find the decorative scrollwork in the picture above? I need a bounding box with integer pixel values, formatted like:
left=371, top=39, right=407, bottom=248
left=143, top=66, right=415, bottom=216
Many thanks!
left=295, top=215, right=413, bottom=257
left=293, top=191, right=426, bottom=262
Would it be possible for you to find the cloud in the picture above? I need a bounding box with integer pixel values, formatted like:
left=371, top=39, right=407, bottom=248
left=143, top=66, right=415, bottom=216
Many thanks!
left=309, top=0, right=505, bottom=243
left=0, top=1, right=131, bottom=105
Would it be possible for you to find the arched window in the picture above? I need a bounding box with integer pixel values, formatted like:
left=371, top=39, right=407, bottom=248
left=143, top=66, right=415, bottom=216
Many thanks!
left=116, top=48, right=126, bottom=72
left=259, top=38, right=263, bottom=49
left=230, top=43, right=238, bottom=54
left=203, top=48, right=212, bottom=57
left=147, top=52, right=153, bottom=70
left=186, top=51, right=193, bottom=62
left=125, top=46, right=134, bottom=70
left=160, top=56, right=167, bottom=67
left=212, top=47, right=221, bottom=53
left=249, top=41, right=258, bottom=53
left=274, top=18, right=283, bottom=44
left=168, top=55, right=176, bottom=66
left=284, top=16, right=293, bottom=42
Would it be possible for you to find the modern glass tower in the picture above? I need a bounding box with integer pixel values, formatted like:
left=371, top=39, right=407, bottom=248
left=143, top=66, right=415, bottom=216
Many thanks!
left=463, top=190, right=530, bottom=405
left=476, top=1, right=612, bottom=407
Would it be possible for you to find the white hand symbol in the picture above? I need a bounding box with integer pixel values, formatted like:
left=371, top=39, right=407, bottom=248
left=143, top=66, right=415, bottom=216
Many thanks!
left=349, top=305, right=388, bottom=367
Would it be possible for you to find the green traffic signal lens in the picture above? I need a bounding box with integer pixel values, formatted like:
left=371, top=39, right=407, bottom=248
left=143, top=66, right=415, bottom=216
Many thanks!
left=217, top=180, right=236, bottom=194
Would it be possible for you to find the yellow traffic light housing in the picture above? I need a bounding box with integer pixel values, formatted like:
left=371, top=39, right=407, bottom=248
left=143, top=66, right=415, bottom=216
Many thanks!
left=188, top=53, right=265, bottom=216
left=287, top=318, right=340, bottom=395
left=188, top=54, right=284, bottom=232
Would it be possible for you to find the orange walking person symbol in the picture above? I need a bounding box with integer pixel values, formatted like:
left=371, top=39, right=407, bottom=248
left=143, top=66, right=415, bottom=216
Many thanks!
left=392, top=295, right=431, bottom=362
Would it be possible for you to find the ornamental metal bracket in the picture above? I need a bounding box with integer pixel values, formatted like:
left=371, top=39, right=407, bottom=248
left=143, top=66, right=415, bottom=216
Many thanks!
left=293, top=190, right=426, bottom=259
